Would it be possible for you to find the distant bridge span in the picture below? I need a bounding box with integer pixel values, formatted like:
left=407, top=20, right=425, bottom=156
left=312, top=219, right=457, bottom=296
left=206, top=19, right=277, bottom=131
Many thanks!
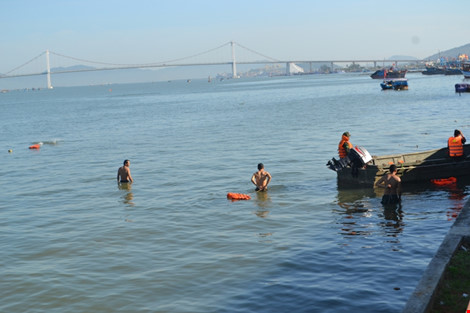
left=0, top=41, right=426, bottom=88
left=1, top=59, right=425, bottom=77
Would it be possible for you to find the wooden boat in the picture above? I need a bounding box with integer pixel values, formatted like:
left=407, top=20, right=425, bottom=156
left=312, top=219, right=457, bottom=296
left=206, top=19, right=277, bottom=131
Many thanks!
left=327, top=145, right=470, bottom=188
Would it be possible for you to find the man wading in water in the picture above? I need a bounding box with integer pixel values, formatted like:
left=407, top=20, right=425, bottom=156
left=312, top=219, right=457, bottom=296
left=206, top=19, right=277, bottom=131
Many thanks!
left=117, top=160, right=133, bottom=184
left=375, top=164, right=401, bottom=205
left=251, top=163, right=272, bottom=192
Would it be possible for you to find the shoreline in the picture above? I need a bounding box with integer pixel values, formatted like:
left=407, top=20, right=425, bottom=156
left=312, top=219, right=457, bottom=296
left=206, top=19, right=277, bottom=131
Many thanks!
left=402, top=197, right=470, bottom=312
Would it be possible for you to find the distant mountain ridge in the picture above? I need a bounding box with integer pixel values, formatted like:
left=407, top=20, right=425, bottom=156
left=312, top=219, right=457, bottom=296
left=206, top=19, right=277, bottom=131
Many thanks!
left=426, top=43, right=470, bottom=60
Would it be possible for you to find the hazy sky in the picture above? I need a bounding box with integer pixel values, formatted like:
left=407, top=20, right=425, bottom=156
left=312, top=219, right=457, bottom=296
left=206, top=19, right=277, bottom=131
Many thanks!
left=1, top=0, right=468, bottom=72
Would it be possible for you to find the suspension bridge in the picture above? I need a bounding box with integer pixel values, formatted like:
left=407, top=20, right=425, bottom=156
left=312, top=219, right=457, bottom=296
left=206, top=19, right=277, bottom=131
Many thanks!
left=0, top=41, right=424, bottom=89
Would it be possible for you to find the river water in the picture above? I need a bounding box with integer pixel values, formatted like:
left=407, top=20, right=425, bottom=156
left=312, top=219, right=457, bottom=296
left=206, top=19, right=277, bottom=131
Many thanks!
left=1, top=72, right=469, bottom=312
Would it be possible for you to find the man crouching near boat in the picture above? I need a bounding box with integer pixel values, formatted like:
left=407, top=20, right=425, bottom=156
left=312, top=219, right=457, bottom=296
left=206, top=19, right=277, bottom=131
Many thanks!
left=375, top=164, right=401, bottom=205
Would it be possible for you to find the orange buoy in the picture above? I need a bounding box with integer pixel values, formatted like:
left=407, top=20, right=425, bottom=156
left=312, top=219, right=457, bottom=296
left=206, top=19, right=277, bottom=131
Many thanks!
left=227, top=192, right=251, bottom=201
left=29, top=144, right=41, bottom=150
left=431, top=177, right=457, bottom=186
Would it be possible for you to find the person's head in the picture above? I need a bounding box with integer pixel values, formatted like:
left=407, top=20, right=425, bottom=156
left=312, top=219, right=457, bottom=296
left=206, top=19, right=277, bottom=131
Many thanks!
left=454, top=129, right=461, bottom=137
left=123, top=159, right=130, bottom=166
left=389, top=164, right=397, bottom=173
left=258, top=163, right=264, bottom=170
left=343, top=131, right=350, bottom=138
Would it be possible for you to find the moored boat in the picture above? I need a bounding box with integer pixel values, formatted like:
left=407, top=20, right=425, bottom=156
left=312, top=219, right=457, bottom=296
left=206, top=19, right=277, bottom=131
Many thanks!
left=327, top=145, right=470, bottom=188
left=380, top=78, right=408, bottom=90
left=455, top=83, right=470, bottom=93
left=461, top=62, right=470, bottom=78
left=370, top=68, right=407, bottom=79
left=444, top=68, right=462, bottom=75
left=422, top=66, right=445, bottom=75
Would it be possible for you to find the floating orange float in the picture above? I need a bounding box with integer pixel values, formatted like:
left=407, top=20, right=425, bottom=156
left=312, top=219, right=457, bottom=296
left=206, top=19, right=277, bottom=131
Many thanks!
left=431, top=177, right=457, bottom=186
left=29, top=144, right=41, bottom=150
left=227, top=192, right=251, bottom=201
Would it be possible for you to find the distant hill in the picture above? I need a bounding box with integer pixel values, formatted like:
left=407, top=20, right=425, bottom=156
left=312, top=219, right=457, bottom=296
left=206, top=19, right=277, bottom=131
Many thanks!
left=426, top=43, right=470, bottom=60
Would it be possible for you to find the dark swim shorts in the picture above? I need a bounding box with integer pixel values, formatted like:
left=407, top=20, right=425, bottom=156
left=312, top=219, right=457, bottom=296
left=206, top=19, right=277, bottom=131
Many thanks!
left=120, top=180, right=130, bottom=183
left=381, top=194, right=400, bottom=205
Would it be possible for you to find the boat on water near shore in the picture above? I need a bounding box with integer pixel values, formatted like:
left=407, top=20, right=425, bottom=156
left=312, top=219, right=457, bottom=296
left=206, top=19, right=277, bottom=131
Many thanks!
left=380, top=78, right=408, bottom=90
left=370, top=68, right=407, bottom=79
left=444, top=68, right=462, bottom=75
left=455, top=83, right=470, bottom=93
left=327, top=145, right=470, bottom=188
left=461, top=62, right=470, bottom=78
left=422, top=66, right=446, bottom=75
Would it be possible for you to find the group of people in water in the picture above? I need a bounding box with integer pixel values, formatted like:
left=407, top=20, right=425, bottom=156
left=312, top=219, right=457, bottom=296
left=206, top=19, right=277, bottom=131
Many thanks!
left=338, top=129, right=467, bottom=206
left=116, top=129, right=467, bottom=207
left=117, top=160, right=272, bottom=192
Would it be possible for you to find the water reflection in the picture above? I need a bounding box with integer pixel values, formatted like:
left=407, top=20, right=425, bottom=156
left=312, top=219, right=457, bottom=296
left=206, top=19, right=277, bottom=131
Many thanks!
left=335, top=188, right=377, bottom=237
left=378, top=202, right=404, bottom=239
left=334, top=186, right=408, bottom=239
left=436, top=183, right=467, bottom=221
left=335, top=181, right=470, bottom=243
left=254, top=191, right=271, bottom=218
left=118, top=182, right=134, bottom=207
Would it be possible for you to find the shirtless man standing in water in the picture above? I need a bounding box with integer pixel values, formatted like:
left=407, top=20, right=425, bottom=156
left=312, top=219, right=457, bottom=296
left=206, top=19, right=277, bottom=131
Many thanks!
left=251, top=163, right=272, bottom=192
left=117, top=160, right=133, bottom=183
left=375, top=164, right=401, bottom=204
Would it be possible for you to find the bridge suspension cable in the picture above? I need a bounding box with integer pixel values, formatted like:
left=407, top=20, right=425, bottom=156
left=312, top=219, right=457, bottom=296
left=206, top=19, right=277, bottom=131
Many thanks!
left=233, top=41, right=280, bottom=62
left=3, top=51, right=45, bottom=76
left=49, top=41, right=233, bottom=67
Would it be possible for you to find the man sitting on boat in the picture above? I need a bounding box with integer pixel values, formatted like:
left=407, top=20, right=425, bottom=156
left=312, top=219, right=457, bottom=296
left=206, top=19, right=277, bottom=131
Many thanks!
left=448, top=129, right=466, bottom=158
left=338, top=132, right=352, bottom=159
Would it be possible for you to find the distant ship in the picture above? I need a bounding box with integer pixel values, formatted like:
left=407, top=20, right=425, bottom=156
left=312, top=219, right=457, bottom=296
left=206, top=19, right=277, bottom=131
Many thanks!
left=422, top=66, right=445, bottom=75
left=370, top=68, right=406, bottom=79
left=461, top=62, right=470, bottom=78
left=445, top=68, right=462, bottom=75
left=380, top=78, right=408, bottom=90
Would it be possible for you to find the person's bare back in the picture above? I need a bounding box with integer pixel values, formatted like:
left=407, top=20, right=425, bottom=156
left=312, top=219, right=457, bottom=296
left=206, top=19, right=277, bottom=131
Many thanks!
left=117, top=160, right=133, bottom=183
left=378, top=173, right=401, bottom=195
left=251, top=163, right=271, bottom=191
left=375, top=164, right=401, bottom=204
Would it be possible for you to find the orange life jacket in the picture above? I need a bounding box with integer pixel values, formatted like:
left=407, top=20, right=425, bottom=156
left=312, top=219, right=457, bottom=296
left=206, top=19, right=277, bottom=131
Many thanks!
left=448, top=135, right=463, bottom=157
left=338, top=135, right=352, bottom=158
left=227, top=193, right=251, bottom=201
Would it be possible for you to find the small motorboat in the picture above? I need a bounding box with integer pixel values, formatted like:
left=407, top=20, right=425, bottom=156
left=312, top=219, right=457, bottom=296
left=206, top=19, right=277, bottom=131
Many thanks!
left=380, top=79, right=408, bottom=90
left=455, top=83, right=470, bottom=94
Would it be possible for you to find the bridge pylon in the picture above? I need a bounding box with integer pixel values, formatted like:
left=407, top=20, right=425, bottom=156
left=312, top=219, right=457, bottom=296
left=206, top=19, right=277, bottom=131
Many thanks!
left=46, top=50, right=53, bottom=89
left=231, top=41, right=238, bottom=79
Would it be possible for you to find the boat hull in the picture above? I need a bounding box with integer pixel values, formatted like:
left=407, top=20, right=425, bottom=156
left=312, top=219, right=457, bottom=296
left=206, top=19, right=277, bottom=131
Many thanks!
left=456, top=83, right=470, bottom=93
left=333, top=145, right=470, bottom=188
left=371, top=70, right=406, bottom=79
left=461, top=70, right=470, bottom=79
left=381, top=79, right=408, bottom=90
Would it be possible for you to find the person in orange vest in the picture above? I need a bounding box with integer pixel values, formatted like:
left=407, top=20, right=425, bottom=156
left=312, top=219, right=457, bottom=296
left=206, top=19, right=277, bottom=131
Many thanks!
left=338, top=132, right=353, bottom=159
left=448, top=129, right=466, bottom=158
